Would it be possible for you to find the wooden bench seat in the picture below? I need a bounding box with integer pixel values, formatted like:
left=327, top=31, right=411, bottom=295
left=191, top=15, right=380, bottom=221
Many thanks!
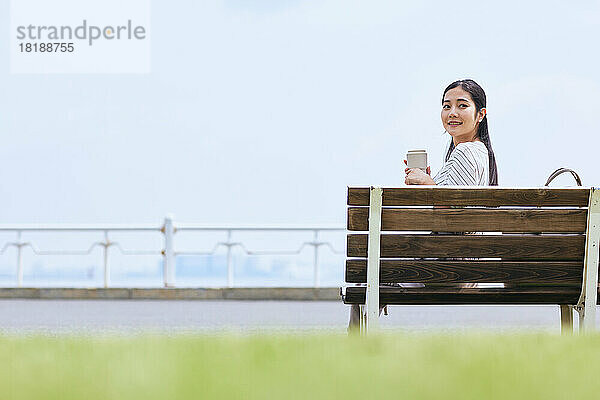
left=341, top=186, right=600, bottom=334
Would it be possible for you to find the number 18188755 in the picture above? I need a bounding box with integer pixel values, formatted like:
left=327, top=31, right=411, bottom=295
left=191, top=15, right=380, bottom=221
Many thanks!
left=19, top=43, right=74, bottom=52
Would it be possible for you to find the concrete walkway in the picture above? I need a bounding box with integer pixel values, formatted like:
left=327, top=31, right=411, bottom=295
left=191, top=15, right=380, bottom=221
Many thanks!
left=0, top=299, right=569, bottom=334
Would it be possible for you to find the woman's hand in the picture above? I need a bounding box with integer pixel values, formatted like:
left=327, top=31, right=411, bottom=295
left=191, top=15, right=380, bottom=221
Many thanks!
left=404, top=160, right=435, bottom=185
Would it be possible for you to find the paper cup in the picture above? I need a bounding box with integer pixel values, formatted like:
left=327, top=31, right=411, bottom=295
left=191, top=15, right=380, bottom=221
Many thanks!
left=407, top=150, right=427, bottom=171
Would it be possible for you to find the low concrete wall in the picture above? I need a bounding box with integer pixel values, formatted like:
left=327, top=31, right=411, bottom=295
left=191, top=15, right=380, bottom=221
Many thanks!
left=0, top=287, right=341, bottom=301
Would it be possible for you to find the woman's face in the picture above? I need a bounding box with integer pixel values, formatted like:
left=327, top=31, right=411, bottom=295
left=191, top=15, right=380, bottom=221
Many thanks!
left=441, top=86, right=485, bottom=142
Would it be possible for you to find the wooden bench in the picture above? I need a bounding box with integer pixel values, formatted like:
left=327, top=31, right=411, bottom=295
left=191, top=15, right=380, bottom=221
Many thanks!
left=341, top=186, right=600, bottom=334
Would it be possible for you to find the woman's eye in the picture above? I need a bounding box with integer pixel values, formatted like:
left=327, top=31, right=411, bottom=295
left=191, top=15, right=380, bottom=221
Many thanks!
left=442, top=105, right=450, bottom=109
left=459, top=104, right=468, bottom=108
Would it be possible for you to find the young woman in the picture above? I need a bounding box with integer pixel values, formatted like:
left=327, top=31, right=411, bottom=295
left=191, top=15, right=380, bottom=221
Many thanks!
left=348, top=79, right=498, bottom=331
left=405, top=79, right=498, bottom=186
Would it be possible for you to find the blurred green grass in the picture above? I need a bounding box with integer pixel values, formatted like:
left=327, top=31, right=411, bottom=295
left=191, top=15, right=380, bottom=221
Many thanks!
left=0, top=333, right=598, bottom=399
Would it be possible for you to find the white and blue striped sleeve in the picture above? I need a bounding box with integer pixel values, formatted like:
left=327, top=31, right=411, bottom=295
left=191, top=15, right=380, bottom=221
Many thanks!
left=433, top=144, right=479, bottom=186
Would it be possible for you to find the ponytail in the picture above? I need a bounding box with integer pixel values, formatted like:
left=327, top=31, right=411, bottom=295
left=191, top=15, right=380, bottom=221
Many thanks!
left=477, top=117, right=498, bottom=186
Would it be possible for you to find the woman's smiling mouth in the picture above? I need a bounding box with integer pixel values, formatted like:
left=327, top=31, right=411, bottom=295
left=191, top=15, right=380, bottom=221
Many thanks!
left=447, top=121, right=462, bottom=126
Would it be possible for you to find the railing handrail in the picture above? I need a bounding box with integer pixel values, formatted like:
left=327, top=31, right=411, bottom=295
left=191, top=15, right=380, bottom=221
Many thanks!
left=0, top=218, right=346, bottom=289
left=175, top=224, right=344, bottom=231
left=0, top=224, right=160, bottom=231
left=0, top=224, right=344, bottom=232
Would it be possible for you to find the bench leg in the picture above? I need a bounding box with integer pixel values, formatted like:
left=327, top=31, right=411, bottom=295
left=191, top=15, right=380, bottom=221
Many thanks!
left=580, top=187, right=600, bottom=333
left=365, top=187, right=383, bottom=334
left=359, top=304, right=366, bottom=335
left=576, top=306, right=585, bottom=333
left=560, top=305, right=573, bottom=334
left=347, top=304, right=361, bottom=334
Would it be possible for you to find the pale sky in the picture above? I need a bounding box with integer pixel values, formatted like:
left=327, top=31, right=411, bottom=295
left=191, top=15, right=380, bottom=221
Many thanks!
left=1, top=0, right=599, bottom=225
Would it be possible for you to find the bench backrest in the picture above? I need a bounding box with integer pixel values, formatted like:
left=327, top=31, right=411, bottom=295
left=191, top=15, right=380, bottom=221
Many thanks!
left=344, top=187, right=596, bottom=304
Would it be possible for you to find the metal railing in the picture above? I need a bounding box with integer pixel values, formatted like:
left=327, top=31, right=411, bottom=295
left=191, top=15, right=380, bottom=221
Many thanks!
left=0, top=216, right=345, bottom=288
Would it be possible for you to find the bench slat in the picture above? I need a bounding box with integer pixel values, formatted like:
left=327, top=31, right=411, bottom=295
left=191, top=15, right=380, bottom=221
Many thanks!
left=347, top=234, right=585, bottom=260
left=345, top=259, right=583, bottom=284
left=347, top=207, right=588, bottom=232
left=348, top=187, right=590, bottom=207
left=343, top=286, right=586, bottom=305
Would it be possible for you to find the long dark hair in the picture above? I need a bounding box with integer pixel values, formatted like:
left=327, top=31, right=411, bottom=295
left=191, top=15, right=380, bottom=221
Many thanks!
left=443, top=79, right=498, bottom=186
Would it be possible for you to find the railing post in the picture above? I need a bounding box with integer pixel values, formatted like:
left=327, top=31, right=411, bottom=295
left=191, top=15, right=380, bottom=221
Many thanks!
left=226, top=230, right=233, bottom=287
left=313, top=230, right=320, bottom=288
left=16, top=231, right=23, bottom=287
left=163, top=214, right=176, bottom=287
left=103, top=230, right=110, bottom=288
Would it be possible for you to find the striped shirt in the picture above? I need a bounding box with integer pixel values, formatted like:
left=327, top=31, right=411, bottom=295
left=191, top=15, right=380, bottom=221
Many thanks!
left=433, top=141, right=489, bottom=186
